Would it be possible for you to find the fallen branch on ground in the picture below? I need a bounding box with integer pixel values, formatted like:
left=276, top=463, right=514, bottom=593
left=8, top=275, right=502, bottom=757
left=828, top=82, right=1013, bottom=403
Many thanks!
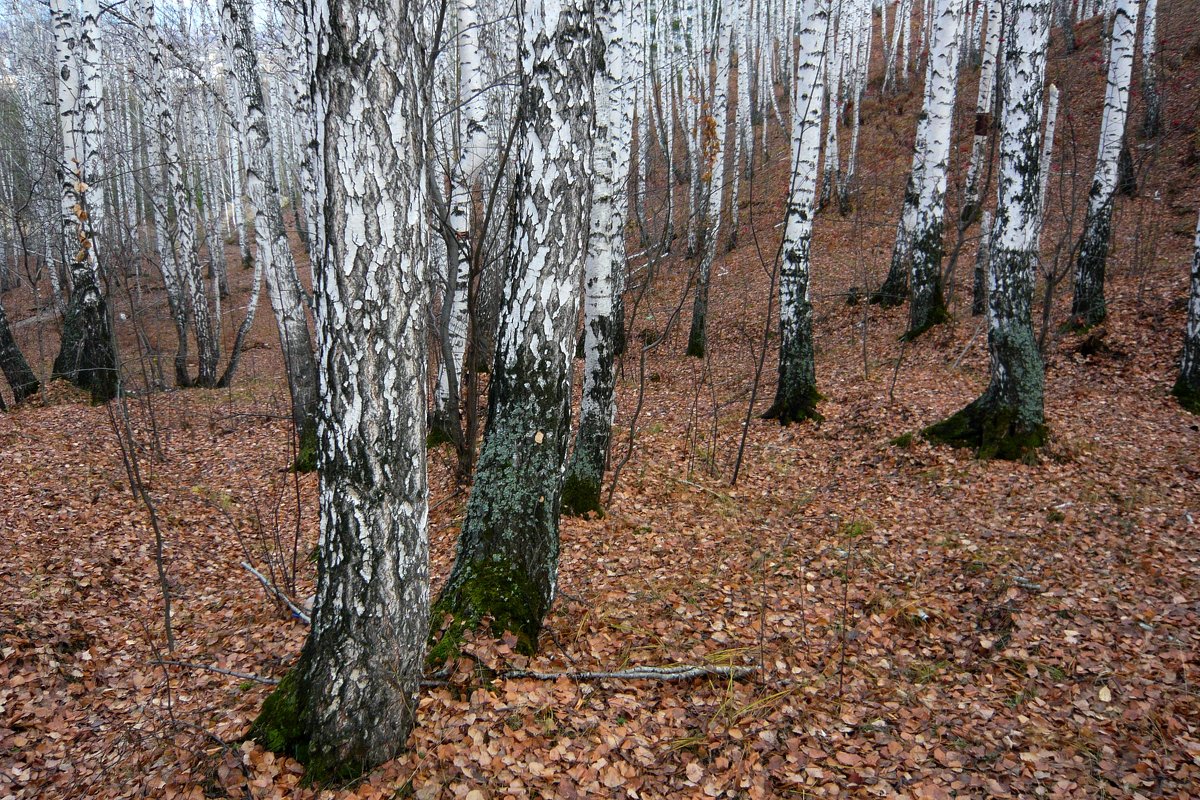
left=241, top=561, right=311, bottom=624
left=501, top=664, right=755, bottom=682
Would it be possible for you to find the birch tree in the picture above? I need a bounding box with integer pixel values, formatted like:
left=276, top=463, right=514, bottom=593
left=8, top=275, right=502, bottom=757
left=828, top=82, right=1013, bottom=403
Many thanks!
left=1070, top=0, right=1137, bottom=329
left=0, top=298, right=38, bottom=405
left=249, top=0, right=431, bottom=776
left=51, top=0, right=118, bottom=402
left=563, top=0, right=640, bottom=516
left=1141, top=0, right=1160, bottom=137
left=764, top=0, right=828, bottom=425
left=435, top=0, right=595, bottom=654
left=926, top=0, right=1050, bottom=459
left=1174, top=211, right=1200, bottom=413
left=219, top=0, right=319, bottom=448
left=905, top=0, right=963, bottom=338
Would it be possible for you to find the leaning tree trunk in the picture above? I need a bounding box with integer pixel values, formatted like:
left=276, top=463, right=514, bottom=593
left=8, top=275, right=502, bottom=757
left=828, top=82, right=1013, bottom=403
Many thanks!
left=1070, top=0, right=1137, bottom=329
left=0, top=298, right=38, bottom=404
left=563, top=0, right=640, bottom=516
left=926, top=0, right=1050, bottom=459
left=435, top=0, right=595, bottom=655
left=1173, top=211, right=1200, bottom=413
left=51, top=0, right=117, bottom=403
left=248, top=0, right=431, bottom=779
left=219, top=0, right=319, bottom=446
left=905, top=0, right=964, bottom=339
left=764, top=0, right=828, bottom=425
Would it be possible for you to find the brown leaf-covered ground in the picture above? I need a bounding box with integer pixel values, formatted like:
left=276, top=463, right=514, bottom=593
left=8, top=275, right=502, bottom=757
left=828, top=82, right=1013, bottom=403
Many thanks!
left=4, top=12, right=1200, bottom=800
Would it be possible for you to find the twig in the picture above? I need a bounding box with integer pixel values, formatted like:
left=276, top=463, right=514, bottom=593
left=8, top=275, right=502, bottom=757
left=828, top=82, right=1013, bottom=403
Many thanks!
left=241, top=561, right=311, bottom=624
left=952, top=322, right=987, bottom=369
left=500, top=664, right=755, bottom=682
left=155, top=660, right=280, bottom=685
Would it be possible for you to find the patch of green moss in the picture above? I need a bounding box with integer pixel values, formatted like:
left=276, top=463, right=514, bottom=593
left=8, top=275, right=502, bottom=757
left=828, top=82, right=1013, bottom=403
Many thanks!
left=426, top=425, right=454, bottom=448
left=561, top=470, right=603, bottom=518
left=901, top=300, right=951, bottom=342
left=428, top=557, right=544, bottom=667
left=1172, top=379, right=1200, bottom=414
left=923, top=400, right=1046, bottom=462
left=890, top=431, right=915, bottom=448
left=293, top=423, right=318, bottom=473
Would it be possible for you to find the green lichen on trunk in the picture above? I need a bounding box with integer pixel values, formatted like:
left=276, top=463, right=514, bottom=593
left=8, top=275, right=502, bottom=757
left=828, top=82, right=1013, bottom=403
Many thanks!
left=293, top=421, right=318, bottom=473
left=52, top=280, right=118, bottom=403
left=561, top=463, right=603, bottom=517
left=429, top=556, right=546, bottom=664
left=1172, top=378, right=1200, bottom=414
left=763, top=384, right=822, bottom=426
left=906, top=220, right=950, bottom=340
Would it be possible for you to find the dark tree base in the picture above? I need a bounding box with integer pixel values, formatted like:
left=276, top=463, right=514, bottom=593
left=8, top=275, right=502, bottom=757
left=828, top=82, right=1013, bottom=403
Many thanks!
left=762, top=385, right=823, bottom=426
left=429, top=558, right=546, bottom=666
left=247, top=666, right=369, bottom=786
left=868, top=285, right=906, bottom=308
left=924, top=396, right=1046, bottom=461
left=902, top=300, right=951, bottom=341
left=293, top=422, right=318, bottom=473
left=686, top=326, right=705, bottom=358
left=561, top=469, right=603, bottom=518
left=1173, top=379, right=1200, bottom=415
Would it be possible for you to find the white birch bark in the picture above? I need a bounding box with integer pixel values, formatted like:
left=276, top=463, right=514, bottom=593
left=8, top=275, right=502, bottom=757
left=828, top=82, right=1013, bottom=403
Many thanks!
left=1071, top=0, right=1137, bottom=327
left=961, top=0, right=1000, bottom=223
left=928, top=0, right=1050, bottom=457
left=439, top=0, right=596, bottom=649
left=1141, top=0, right=1160, bottom=137
left=905, top=0, right=963, bottom=338
left=765, top=0, right=828, bottom=424
left=1034, top=84, right=1059, bottom=251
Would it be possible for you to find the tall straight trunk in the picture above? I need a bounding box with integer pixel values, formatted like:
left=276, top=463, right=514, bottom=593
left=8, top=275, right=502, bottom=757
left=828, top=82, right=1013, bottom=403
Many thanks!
left=137, top=0, right=219, bottom=387
left=686, top=2, right=732, bottom=359
left=1174, top=211, right=1200, bottom=413
left=1070, top=0, right=1137, bottom=329
left=961, top=0, right=1000, bottom=225
left=436, top=0, right=595, bottom=654
left=227, top=112, right=252, bottom=269
left=249, top=0, right=430, bottom=777
left=971, top=210, right=993, bottom=315
left=1141, top=0, right=1160, bottom=137
left=820, top=4, right=841, bottom=210
left=728, top=3, right=751, bottom=250
left=926, top=0, right=1050, bottom=459
left=765, top=0, right=828, bottom=425
left=0, top=298, right=38, bottom=404
left=1034, top=84, right=1059, bottom=251
left=563, top=0, right=641, bottom=516
left=51, top=0, right=117, bottom=402
left=219, top=0, right=318, bottom=440
left=905, top=0, right=963, bottom=339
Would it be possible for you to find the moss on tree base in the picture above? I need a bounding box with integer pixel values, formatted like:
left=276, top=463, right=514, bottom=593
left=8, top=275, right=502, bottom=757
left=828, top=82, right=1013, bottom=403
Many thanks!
left=902, top=302, right=951, bottom=342
left=1172, top=379, right=1200, bottom=414
left=560, top=470, right=603, bottom=518
left=762, top=386, right=823, bottom=426
left=429, top=558, right=545, bottom=666
left=923, top=399, right=1046, bottom=461
left=293, top=423, right=318, bottom=473
left=246, top=668, right=365, bottom=786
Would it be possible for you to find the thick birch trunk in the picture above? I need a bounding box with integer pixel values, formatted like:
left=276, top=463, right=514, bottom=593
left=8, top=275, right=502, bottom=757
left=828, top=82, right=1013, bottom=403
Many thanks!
left=926, top=0, right=1050, bottom=459
left=764, top=0, right=828, bottom=425
left=436, top=0, right=595, bottom=654
left=1070, top=0, right=1137, bottom=329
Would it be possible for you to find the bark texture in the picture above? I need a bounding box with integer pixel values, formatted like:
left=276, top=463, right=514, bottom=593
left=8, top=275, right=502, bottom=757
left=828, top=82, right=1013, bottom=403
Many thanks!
left=1173, top=211, right=1200, bottom=413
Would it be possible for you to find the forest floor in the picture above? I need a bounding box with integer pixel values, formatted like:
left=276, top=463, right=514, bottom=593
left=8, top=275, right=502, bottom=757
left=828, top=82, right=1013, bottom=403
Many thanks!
left=5, top=13, right=1200, bottom=800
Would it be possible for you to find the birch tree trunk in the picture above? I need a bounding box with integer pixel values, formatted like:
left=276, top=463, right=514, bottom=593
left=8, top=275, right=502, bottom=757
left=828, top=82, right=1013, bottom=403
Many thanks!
left=686, top=3, right=732, bottom=358
left=905, top=0, right=963, bottom=339
left=435, top=0, right=595, bottom=655
left=219, top=0, right=319, bottom=448
left=51, top=0, right=117, bottom=402
left=1070, top=0, right=1137, bottom=329
left=248, top=0, right=430, bottom=777
left=961, top=0, right=1000, bottom=225
left=764, top=0, right=828, bottom=425
left=0, top=298, right=38, bottom=404
left=563, top=0, right=639, bottom=516
left=1141, top=0, right=1160, bottom=137
left=926, top=0, right=1049, bottom=459
left=1174, top=211, right=1200, bottom=413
